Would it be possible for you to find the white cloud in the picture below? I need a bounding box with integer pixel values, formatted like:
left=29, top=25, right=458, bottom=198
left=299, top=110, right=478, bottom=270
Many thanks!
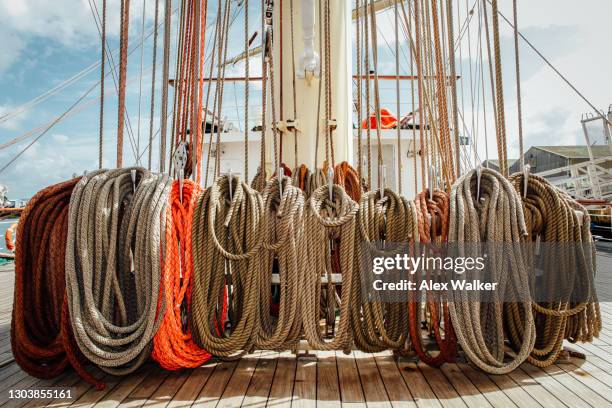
left=52, top=133, right=70, bottom=143
left=0, top=0, right=159, bottom=75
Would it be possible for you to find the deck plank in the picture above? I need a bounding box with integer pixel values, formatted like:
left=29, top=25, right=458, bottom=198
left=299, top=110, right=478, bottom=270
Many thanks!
left=266, top=352, right=296, bottom=408
left=395, top=360, right=442, bottom=408
left=215, top=352, right=260, bottom=408
left=372, top=353, right=416, bottom=408
left=166, top=364, right=216, bottom=408
left=191, top=360, right=238, bottom=408
left=354, top=350, right=391, bottom=408
left=291, top=354, right=317, bottom=408
left=316, top=350, right=341, bottom=408
left=455, top=363, right=518, bottom=408
left=0, top=265, right=610, bottom=406
left=240, top=351, right=278, bottom=408
left=336, top=351, right=366, bottom=408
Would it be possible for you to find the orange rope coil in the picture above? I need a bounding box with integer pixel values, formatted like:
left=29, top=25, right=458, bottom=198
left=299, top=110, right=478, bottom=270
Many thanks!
left=152, top=179, right=222, bottom=370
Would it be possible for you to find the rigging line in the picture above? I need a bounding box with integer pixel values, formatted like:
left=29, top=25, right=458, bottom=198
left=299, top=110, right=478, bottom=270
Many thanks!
left=135, top=0, right=149, bottom=164
left=464, top=0, right=476, bottom=170
left=0, top=81, right=99, bottom=176
left=0, top=99, right=99, bottom=151
left=148, top=0, right=161, bottom=170
left=0, top=0, right=167, bottom=126
left=0, top=63, right=161, bottom=168
left=368, top=0, right=385, bottom=179
left=203, top=0, right=223, bottom=186
left=117, top=0, right=131, bottom=168
left=98, top=0, right=106, bottom=169
left=479, top=2, right=490, bottom=164
left=233, top=82, right=242, bottom=132
left=168, top=0, right=187, bottom=177
left=137, top=109, right=175, bottom=162
left=513, top=0, right=523, bottom=169
left=159, top=0, right=172, bottom=173
left=88, top=0, right=138, bottom=152
left=486, top=0, right=612, bottom=128
left=394, top=0, right=401, bottom=193
left=407, top=0, right=418, bottom=194
left=446, top=0, right=460, bottom=177
left=244, top=0, right=250, bottom=179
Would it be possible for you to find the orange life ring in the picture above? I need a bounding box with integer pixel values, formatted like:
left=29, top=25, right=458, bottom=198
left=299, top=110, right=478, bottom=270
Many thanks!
left=5, top=222, right=17, bottom=252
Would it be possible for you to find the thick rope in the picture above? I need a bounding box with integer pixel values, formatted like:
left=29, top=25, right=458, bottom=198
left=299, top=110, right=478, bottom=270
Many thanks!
left=152, top=179, right=219, bottom=370
left=507, top=173, right=600, bottom=367
left=11, top=178, right=103, bottom=389
left=302, top=185, right=358, bottom=350
left=65, top=168, right=171, bottom=375
left=350, top=189, right=418, bottom=353
left=256, top=176, right=305, bottom=349
left=116, top=0, right=131, bottom=168
left=448, top=168, right=535, bottom=374
left=98, top=0, right=106, bottom=169
left=147, top=0, right=161, bottom=170
left=409, top=189, right=457, bottom=366
left=191, top=175, right=263, bottom=357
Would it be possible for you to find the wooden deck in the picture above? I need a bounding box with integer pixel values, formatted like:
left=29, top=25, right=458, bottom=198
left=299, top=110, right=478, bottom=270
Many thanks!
left=1, top=256, right=612, bottom=407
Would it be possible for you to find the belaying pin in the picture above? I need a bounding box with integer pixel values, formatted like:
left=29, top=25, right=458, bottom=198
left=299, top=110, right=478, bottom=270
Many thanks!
left=278, top=167, right=284, bottom=199
left=523, top=164, right=531, bottom=198
left=379, top=164, right=386, bottom=200
left=131, top=169, right=137, bottom=193
left=327, top=167, right=334, bottom=202
left=228, top=168, right=233, bottom=200
left=476, top=165, right=483, bottom=201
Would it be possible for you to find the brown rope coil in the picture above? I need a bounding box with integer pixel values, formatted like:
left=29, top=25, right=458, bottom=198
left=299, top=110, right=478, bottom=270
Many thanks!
left=350, top=188, right=418, bottom=353
left=410, top=189, right=457, bottom=366
left=256, top=175, right=306, bottom=349
left=191, top=175, right=264, bottom=358
left=448, top=168, right=535, bottom=374
left=11, top=177, right=102, bottom=389
left=507, top=173, right=600, bottom=367
left=301, top=184, right=358, bottom=350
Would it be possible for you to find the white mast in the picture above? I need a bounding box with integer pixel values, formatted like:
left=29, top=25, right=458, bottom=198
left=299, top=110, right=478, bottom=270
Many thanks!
left=269, top=0, right=353, bottom=172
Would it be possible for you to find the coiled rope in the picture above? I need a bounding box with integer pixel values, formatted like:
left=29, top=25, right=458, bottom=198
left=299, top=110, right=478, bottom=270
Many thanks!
left=152, top=179, right=218, bottom=370
left=11, top=178, right=102, bottom=389
left=292, top=165, right=327, bottom=198
left=302, top=184, right=358, bottom=350
left=256, top=176, right=305, bottom=349
left=448, top=168, right=535, bottom=374
left=333, top=161, right=364, bottom=203
left=410, top=189, right=457, bottom=366
left=506, top=173, right=600, bottom=367
left=350, top=189, right=418, bottom=353
left=191, top=175, right=263, bottom=358
left=65, top=168, right=171, bottom=375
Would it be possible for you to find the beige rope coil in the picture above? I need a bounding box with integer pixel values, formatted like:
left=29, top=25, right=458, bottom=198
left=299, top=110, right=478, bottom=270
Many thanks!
left=191, top=175, right=263, bottom=358
left=256, top=176, right=306, bottom=349
left=301, top=184, right=358, bottom=350
left=350, top=189, right=419, bottom=353
left=506, top=173, right=600, bottom=367
left=291, top=165, right=328, bottom=198
left=65, top=168, right=171, bottom=375
left=448, top=168, right=535, bottom=374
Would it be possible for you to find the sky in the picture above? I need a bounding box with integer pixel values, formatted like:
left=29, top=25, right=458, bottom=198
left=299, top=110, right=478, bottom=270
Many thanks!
left=0, top=0, right=611, bottom=198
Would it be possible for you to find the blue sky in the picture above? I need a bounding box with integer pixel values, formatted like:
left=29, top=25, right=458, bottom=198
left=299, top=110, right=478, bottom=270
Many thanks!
left=0, top=0, right=611, bottom=198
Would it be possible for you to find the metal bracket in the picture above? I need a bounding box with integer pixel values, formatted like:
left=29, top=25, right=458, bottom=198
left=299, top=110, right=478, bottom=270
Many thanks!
left=276, top=119, right=300, bottom=133
left=173, top=141, right=189, bottom=203
left=327, top=119, right=337, bottom=131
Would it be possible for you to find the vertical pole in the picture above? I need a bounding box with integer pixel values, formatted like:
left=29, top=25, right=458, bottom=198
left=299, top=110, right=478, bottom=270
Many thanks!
left=275, top=0, right=352, bottom=169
